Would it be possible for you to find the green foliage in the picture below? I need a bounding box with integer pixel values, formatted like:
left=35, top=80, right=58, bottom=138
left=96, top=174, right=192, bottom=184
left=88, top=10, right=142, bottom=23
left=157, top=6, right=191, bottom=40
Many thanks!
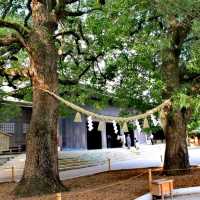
left=0, top=86, right=21, bottom=122
left=0, top=76, right=21, bottom=121
left=57, top=0, right=200, bottom=119
left=188, top=120, right=200, bottom=134
left=173, top=93, right=192, bottom=110
left=0, top=0, right=199, bottom=126
left=172, top=92, right=200, bottom=133
left=58, top=103, right=74, bottom=118
left=0, top=102, right=21, bottom=122
left=0, top=0, right=28, bottom=21
left=156, top=0, right=200, bottom=19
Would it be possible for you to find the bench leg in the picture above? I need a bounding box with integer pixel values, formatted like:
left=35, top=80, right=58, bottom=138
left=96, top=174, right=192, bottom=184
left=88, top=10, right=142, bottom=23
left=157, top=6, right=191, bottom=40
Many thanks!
left=161, top=184, right=164, bottom=200
left=170, top=182, right=173, bottom=200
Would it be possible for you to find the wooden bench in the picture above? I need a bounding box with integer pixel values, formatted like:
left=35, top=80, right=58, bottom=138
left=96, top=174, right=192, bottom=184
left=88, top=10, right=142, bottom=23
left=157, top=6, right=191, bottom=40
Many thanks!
left=151, top=179, right=173, bottom=200
left=10, top=146, right=22, bottom=153
left=148, top=169, right=173, bottom=200
left=3, top=146, right=22, bottom=154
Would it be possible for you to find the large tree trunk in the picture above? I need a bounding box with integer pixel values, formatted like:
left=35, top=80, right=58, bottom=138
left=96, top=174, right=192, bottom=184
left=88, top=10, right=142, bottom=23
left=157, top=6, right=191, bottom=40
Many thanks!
left=15, top=0, right=66, bottom=196
left=164, top=108, right=190, bottom=175
left=162, top=49, right=190, bottom=175
left=162, top=18, right=191, bottom=175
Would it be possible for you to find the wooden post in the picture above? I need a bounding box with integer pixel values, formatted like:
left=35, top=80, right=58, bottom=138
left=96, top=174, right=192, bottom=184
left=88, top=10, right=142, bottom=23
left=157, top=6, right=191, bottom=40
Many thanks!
left=160, top=155, right=163, bottom=167
left=148, top=169, right=152, bottom=192
left=169, top=180, right=174, bottom=200
left=11, top=165, right=15, bottom=183
left=108, top=158, right=111, bottom=171
left=161, top=183, right=164, bottom=200
left=56, top=193, right=61, bottom=200
left=195, top=136, right=198, bottom=145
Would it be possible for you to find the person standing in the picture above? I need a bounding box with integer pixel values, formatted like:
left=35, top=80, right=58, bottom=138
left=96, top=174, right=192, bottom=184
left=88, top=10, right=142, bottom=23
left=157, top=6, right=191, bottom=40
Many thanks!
left=134, top=137, right=140, bottom=150
left=126, top=134, right=131, bottom=149
left=150, top=134, right=154, bottom=145
left=134, top=137, right=137, bottom=148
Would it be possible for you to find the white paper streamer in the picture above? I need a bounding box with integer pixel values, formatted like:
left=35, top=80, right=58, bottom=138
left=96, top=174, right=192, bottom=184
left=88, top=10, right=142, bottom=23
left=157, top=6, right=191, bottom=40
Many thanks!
left=112, top=120, right=118, bottom=134
left=135, top=119, right=142, bottom=134
left=88, top=116, right=93, bottom=131
left=151, top=114, right=159, bottom=126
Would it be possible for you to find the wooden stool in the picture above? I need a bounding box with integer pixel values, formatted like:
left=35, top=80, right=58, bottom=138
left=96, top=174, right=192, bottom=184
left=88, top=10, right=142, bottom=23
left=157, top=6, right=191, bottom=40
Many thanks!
left=151, top=179, right=173, bottom=200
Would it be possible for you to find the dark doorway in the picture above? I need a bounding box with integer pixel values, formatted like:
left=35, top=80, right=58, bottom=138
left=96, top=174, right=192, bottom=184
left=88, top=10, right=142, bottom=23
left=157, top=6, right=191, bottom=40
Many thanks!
left=153, top=129, right=165, bottom=143
left=124, top=131, right=135, bottom=147
left=87, top=121, right=102, bottom=149
left=106, top=123, right=122, bottom=148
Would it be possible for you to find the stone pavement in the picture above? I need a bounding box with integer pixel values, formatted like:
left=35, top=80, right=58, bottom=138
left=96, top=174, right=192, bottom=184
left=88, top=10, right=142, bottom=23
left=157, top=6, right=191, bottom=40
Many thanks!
left=166, top=194, right=200, bottom=200
left=0, top=154, right=25, bottom=182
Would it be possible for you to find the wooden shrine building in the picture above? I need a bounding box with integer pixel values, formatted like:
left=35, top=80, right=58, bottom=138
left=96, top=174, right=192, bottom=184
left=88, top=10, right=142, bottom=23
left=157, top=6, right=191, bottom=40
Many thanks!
left=0, top=99, right=152, bottom=151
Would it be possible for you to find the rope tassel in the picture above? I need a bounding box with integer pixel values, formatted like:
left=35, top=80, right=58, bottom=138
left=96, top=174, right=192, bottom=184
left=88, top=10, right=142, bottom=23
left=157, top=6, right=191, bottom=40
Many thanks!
left=74, top=112, right=82, bottom=123
left=98, top=121, right=105, bottom=131
left=143, top=117, right=149, bottom=129
left=122, top=122, right=129, bottom=133
left=159, top=109, right=167, bottom=131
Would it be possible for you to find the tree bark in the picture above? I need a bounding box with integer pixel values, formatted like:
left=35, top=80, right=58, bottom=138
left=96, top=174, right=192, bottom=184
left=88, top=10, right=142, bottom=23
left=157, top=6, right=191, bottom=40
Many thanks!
left=15, top=0, right=66, bottom=196
left=162, top=18, right=191, bottom=175
left=162, top=49, right=190, bottom=174
left=164, top=108, right=190, bottom=175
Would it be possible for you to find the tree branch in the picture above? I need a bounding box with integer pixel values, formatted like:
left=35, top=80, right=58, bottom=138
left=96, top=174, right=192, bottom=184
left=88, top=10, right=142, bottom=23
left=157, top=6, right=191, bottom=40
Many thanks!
left=65, top=0, right=79, bottom=3
left=55, top=0, right=79, bottom=8
left=130, top=15, right=163, bottom=36
left=63, top=8, right=102, bottom=17
left=54, top=30, right=80, bottom=40
left=59, top=78, right=78, bottom=85
left=59, top=64, right=91, bottom=85
left=59, top=52, right=104, bottom=85
left=55, top=30, right=83, bottom=55
left=0, top=66, right=31, bottom=89
left=0, top=19, right=29, bottom=38
left=78, top=65, right=91, bottom=79
left=78, top=20, right=89, bottom=46
left=9, top=85, right=31, bottom=99
left=183, top=36, right=200, bottom=44
left=61, top=50, right=80, bottom=66
left=55, top=0, right=79, bottom=19
left=191, top=82, right=200, bottom=94
left=0, top=35, right=20, bottom=47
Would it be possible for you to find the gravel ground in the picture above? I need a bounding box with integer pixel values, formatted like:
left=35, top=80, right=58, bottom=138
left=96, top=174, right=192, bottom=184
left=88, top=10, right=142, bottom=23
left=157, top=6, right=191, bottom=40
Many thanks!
left=1, top=168, right=200, bottom=200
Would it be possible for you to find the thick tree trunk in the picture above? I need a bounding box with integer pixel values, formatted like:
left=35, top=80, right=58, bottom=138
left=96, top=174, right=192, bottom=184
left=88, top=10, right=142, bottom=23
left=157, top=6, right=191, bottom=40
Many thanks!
left=164, top=109, right=190, bottom=175
left=162, top=50, right=190, bottom=175
left=162, top=49, right=190, bottom=174
left=15, top=1, right=66, bottom=196
left=162, top=18, right=191, bottom=175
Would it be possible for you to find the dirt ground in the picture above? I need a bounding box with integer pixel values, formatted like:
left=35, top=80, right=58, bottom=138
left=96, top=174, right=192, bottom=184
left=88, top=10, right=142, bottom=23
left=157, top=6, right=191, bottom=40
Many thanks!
left=1, top=168, right=200, bottom=200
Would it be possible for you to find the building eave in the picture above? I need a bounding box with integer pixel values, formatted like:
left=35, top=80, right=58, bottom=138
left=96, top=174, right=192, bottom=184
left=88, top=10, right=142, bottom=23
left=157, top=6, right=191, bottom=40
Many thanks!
left=2, top=97, right=32, bottom=108
left=0, top=131, right=12, bottom=137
